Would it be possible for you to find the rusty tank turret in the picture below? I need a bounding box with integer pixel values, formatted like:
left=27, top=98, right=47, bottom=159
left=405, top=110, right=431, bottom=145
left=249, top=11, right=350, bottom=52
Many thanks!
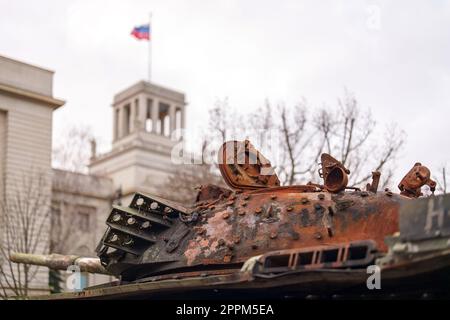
left=11, top=139, right=450, bottom=299
left=92, top=140, right=434, bottom=282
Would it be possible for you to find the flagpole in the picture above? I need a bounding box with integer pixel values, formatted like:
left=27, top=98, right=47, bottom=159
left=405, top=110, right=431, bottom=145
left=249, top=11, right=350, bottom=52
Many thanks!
left=148, top=12, right=152, bottom=83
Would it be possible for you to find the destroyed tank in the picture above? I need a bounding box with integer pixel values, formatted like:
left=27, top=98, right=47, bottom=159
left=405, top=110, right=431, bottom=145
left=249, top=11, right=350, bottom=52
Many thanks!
left=93, top=140, right=436, bottom=281
left=12, top=140, right=450, bottom=299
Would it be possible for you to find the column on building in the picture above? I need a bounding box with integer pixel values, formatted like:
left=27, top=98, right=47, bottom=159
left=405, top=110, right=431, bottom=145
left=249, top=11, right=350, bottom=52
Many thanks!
left=151, top=98, right=159, bottom=134
left=117, top=106, right=124, bottom=139
left=129, top=99, right=136, bottom=133
left=181, top=105, right=186, bottom=130
left=138, top=94, right=147, bottom=131
left=177, top=105, right=186, bottom=140
left=113, top=106, right=118, bottom=141
left=169, top=104, right=176, bottom=139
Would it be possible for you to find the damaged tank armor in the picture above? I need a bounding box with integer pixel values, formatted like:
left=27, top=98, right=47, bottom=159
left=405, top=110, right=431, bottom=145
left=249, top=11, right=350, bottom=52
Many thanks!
left=93, top=140, right=433, bottom=281
left=11, top=140, right=450, bottom=298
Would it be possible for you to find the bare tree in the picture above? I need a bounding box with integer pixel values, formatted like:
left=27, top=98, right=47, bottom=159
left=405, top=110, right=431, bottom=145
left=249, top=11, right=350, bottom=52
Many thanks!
left=159, top=164, right=225, bottom=204
left=277, top=100, right=318, bottom=185
left=435, top=165, right=448, bottom=194
left=52, top=125, right=94, bottom=174
left=50, top=126, right=99, bottom=291
left=160, top=142, right=226, bottom=203
left=52, top=125, right=115, bottom=292
left=48, top=183, right=84, bottom=293
left=161, top=90, right=406, bottom=199
left=311, top=91, right=405, bottom=188
left=207, top=90, right=405, bottom=189
left=160, top=99, right=243, bottom=203
left=0, top=169, right=51, bottom=299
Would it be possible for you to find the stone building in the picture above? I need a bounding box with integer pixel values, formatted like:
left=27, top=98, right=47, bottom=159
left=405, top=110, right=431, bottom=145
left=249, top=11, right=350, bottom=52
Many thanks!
left=0, top=54, right=65, bottom=294
left=56, top=81, right=188, bottom=287
left=0, top=54, right=188, bottom=294
left=89, top=80, right=187, bottom=205
left=51, top=169, right=114, bottom=287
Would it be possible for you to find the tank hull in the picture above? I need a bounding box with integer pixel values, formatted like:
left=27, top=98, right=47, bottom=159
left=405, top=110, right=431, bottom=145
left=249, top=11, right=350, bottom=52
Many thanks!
left=98, top=187, right=402, bottom=281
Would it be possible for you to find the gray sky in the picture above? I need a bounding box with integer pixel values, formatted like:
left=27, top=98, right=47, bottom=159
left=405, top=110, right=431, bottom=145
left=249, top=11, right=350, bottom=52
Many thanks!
left=1, top=0, right=449, bottom=184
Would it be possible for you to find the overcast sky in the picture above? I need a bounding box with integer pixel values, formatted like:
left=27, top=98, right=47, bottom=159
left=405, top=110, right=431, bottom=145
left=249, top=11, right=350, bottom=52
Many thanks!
left=1, top=0, right=449, bottom=184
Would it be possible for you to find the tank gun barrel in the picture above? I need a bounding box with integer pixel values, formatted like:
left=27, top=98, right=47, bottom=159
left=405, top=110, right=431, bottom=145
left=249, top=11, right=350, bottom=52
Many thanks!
left=10, top=252, right=109, bottom=275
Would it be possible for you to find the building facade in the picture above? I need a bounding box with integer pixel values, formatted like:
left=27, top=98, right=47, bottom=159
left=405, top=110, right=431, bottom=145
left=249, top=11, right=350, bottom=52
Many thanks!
left=59, top=81, right=188, bottom=288
left=89, top=80, right=187, bottom=205
left=51, top=169, right=115, bottom=287
left=0, top=55, right=65, bottom=294
left=0, top=54, right=190, bottom=294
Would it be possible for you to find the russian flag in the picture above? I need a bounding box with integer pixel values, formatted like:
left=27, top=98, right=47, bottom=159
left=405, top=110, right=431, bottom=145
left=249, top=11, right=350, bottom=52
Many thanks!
left=131, top=24, right=150, bottom=40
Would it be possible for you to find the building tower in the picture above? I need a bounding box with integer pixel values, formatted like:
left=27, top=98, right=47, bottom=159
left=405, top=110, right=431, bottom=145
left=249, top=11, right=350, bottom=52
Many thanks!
left=89, top=81, right=187, bottom=205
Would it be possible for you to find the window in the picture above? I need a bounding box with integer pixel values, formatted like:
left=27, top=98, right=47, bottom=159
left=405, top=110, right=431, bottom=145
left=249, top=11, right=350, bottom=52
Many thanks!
left=78, top=212, right=90, bottom=232
left=50, top=201, right=62, bottom=232
left=76, top=206, right=95, bottom=233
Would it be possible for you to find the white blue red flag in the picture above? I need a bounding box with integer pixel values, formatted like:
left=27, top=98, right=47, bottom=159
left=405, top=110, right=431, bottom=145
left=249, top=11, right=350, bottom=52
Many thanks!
left=131, top=24, right=150, bottom=40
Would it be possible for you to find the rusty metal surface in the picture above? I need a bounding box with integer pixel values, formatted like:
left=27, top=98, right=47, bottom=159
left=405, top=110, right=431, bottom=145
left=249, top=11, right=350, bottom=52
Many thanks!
left=31, top=247, right=450, bottom=300
left=95, top=185, right=402, bottom=281
left=195, top=184, right=231, bottom=202
left=183, top=188, right=400, bottom=267
left=13, top=139, right=438, bottom=288
left=134, top=268, right=240, bottom=283
left=218, top=140, right=280, bottom=190
left=398, top=162, right=436, bottom=198
left=366, top=171, right=381, bottom=193
left=256, top=240, right=377, bottom=274
left=319, top=153, right=350, bottom=193
left=91, top=139, right=422, bottom=282
left=9, top=138, right=448, bottom=300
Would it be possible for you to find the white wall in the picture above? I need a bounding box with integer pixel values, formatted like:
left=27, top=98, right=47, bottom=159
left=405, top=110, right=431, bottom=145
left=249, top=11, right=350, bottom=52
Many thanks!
left=0, top=97, right=54, bottom=293
left=0, top=55, right=53, bottom=96
left=0, top=55, right=63, bottom=295
left=0, top=110, right=5, bottom=201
